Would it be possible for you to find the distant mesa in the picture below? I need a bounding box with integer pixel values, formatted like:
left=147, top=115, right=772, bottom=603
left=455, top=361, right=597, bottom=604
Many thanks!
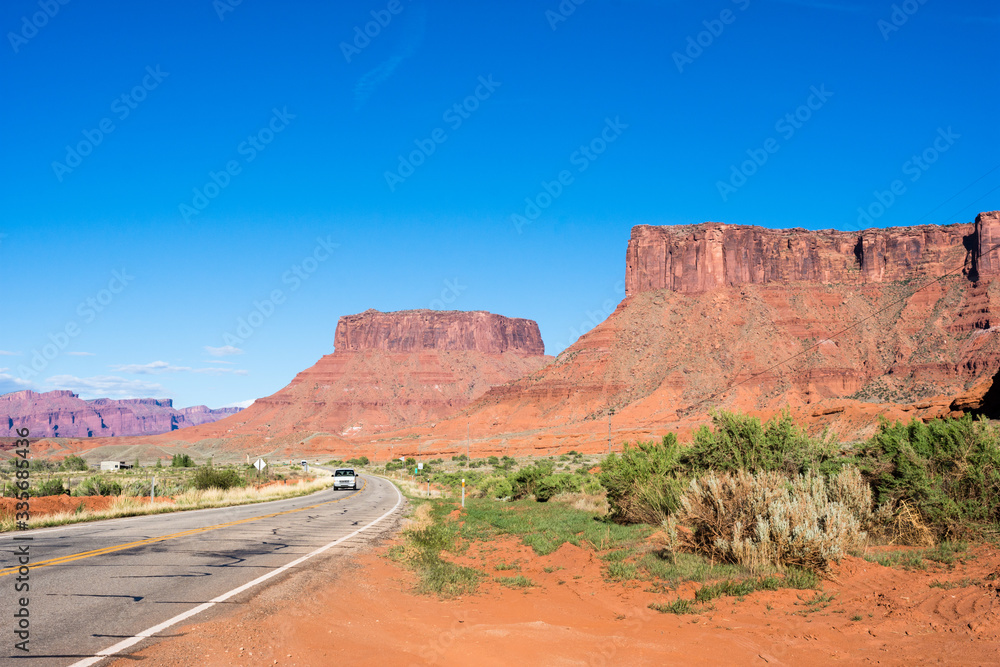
left=168, top=308, right=552, bottom=442
left=334, top=309, right=546, bottom=355
left=1, top=389, right=241, bottom=438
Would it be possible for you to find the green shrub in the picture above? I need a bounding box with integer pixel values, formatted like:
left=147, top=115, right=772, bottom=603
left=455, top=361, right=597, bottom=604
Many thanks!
left=600, top=435, right=685, bottom=524
left=683, top=411, right=839, bottom=476
left=347, top=456, right=370, bottom=467
left=72, top=477, right=123, bottom=496
left=487, top=456, right=500, bottom=466
left=191, top=467, right=245, bottom=491
left=35, top=479, right=68, bottom=496
left=60, top=455, right=89, bottom=471
left=855, top=415, right=1000, bottom=538
left=509, top=461, right=555, bottom=498
left=477, top=475, right=514, bottom=500
left=171, top=453, right=195, bottom=468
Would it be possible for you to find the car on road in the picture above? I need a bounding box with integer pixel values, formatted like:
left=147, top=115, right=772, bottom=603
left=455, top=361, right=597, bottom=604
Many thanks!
left=333, top=468, right=357, bottom=490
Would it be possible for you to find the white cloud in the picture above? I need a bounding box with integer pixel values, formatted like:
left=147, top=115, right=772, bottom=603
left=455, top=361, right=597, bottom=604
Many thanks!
left=205, top=359, right=236, bottom=365
left=0, top=350, right=21, bottom=356
left=111, top=361, right=191, bottom=374
left=204, top=345, right=244, bottom=357
left=192, top=367, right=248, bottom=376
left=111, top=360, right=248, bottom=376
left=0, top=370, right=32, bottom=395
left=45, top=375, right=169, bottom=399
left=223, top=399, right=256, bottom=409
left=66, top=351, right=96, bottom=356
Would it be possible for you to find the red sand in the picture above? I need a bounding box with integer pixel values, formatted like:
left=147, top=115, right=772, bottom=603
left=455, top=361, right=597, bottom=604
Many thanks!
left=110, top=522, right=1000, bottom=666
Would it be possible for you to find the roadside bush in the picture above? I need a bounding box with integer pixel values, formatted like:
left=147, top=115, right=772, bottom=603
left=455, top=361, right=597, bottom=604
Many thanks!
left=683, top=411, right=839, bottom=476
left=72, top=477, right=123, bottom=497
left=600, top=435, right=686, bottom=525
left=535, top=475, right=570, bottom=502
left=191, top=467, right=245, bottom=491
left=35, top=479, right=68, bottom=496
left=681, top=468, right=869, bottom=571
left=347, top=456, right=370, bottom=467
left=487, top=456, right=499, bottom=466
left=60, top=455, right=89, bottom=471
left=854, top=415, right=1000, bottom=538
left=476, top=475, right=514, bottom=500
left=509, top=460, right=555, bottom=498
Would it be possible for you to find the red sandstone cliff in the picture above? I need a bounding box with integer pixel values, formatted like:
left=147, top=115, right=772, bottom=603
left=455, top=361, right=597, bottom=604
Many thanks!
left=625, top=211, right=999, bottom=295
left=371, top=212, right=1000, bottom=457
left=334, top=309, right=546, bottom=355
left=1, top=390, right=241, bottom=438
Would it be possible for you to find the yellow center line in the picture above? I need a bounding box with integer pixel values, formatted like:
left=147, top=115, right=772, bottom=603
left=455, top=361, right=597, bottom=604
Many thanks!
left=0, top=479, right=367, bottom=577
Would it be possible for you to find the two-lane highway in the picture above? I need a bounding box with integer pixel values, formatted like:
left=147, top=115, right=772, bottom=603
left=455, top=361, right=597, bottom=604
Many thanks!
left=0, top=474, right=402, bottom=666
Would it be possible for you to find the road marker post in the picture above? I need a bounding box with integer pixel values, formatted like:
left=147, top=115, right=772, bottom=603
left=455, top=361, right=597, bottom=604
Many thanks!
left=461, top=478, right=465, bottom=508
left=151, top=476, right=155, bottom=503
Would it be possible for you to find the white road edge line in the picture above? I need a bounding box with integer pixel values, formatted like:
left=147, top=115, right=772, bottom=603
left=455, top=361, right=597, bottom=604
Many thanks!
left=68, top=477, right=403, bottom=667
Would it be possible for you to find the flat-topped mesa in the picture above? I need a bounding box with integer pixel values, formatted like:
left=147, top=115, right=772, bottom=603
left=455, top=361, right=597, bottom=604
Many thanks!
left=625, top=211, right=1000, bottom=296
left=333, top=309, right=546, bottom=356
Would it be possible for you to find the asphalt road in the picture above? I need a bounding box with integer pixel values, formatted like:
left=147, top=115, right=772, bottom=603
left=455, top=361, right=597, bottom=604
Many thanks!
left=0, top=473, right=402, bottom=666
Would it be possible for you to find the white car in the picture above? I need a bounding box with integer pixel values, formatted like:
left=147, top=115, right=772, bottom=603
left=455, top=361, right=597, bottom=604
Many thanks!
left=333, top=468, right=357, bottom=490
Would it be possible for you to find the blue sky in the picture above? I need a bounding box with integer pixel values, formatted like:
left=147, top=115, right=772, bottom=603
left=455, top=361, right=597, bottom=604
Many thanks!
left=1, top=0, right=997, bottom=408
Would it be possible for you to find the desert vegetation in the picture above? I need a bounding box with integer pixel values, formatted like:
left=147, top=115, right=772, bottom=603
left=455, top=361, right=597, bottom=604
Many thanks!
left=384, top=411, right=999, bottom=612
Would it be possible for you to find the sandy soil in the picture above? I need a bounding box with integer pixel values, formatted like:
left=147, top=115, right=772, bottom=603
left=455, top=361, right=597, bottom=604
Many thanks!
left=0, top=494, right=173, bottom=517
left=109, top=524, right=1000, bottom=666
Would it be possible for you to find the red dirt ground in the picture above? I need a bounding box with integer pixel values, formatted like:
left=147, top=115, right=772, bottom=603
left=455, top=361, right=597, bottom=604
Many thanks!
left=110, top=524, right=1000, bottom=666
left=0, top=494, right=174, bottom=518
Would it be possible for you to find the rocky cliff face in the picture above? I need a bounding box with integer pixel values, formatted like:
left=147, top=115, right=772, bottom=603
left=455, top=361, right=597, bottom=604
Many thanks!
left=334, top=309, right=546, bottom=356
left=1, top=390, right=241, bottom=438
left=378, top=211, right=1000, bottom=456
left=625, top=211, right=1000, bottom=296
left=169, top=309, right=552, bottom=442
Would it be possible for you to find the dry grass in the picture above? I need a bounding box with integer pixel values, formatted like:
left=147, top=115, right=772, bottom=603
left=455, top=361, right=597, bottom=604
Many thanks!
left=0, top=477, right=335, bottom=531
left=681, top=467, right=870, bottom=572
left=555, top=491, right=610, bottom=515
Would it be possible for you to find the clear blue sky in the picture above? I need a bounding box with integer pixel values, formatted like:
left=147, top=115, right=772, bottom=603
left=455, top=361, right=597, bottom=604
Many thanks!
left=1, top=0, right=997, bottom=408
